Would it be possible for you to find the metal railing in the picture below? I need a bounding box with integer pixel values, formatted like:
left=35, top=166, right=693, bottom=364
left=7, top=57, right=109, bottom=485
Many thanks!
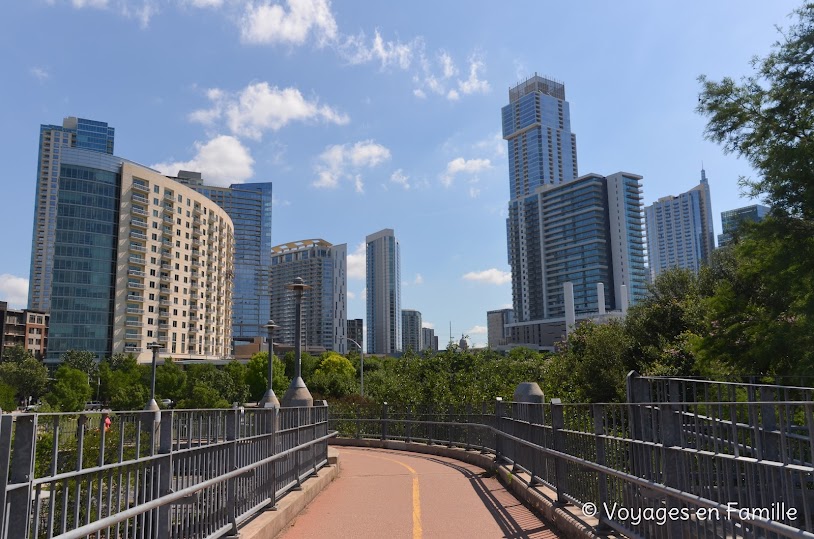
left=330, top=378, right=814, bottom=539
left=0, top=404, right=335, bottom=539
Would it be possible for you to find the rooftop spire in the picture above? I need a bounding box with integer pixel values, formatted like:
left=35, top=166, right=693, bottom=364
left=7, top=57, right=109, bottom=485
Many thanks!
left=701, top=164, right=708, bottom=184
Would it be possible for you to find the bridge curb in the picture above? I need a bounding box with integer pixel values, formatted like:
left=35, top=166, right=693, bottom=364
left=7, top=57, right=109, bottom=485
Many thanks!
left=238, top=447, right=340, bottom=539
left=330, top=438, right=604, bottom=539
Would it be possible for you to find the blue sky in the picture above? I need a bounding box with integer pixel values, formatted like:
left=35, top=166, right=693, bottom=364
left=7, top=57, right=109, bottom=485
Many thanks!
left=0, top=0, right=800, bottom=347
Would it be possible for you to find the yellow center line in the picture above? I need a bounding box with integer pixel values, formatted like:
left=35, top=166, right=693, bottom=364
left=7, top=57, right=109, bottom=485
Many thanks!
left=358, top=452, right=422, bottom=539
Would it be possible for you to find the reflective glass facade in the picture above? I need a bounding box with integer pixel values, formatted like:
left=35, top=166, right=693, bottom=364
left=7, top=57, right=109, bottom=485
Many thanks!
left=366, top=229, right=401, bottom=354
left=29, top=117, right=115, bottom=311
left=190, top=181, right=272, bottom=339
left=46, top=152, right=121, bottom=362
left=718, top=204, right=769, bottom=247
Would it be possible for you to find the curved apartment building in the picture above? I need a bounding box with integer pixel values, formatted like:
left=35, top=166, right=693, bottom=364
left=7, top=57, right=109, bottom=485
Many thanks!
left=117, top=162, right=234, bottom=362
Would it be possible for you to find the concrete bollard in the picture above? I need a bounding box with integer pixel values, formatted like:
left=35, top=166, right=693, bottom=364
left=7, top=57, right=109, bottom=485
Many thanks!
left=513, top=382, right=544, bottom=403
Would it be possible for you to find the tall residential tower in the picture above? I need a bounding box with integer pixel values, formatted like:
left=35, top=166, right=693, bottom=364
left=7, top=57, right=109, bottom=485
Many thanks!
left=644, top=169, right=715, bottom=279
left=270, top=239, right=347, bottom=353
left=366, top=229, right=401, bottom=355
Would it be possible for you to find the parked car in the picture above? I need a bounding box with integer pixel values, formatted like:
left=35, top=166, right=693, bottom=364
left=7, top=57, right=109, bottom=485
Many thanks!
left=161, top=399, right=174, bottom=409
left=85, top=401, right=103, bottom=411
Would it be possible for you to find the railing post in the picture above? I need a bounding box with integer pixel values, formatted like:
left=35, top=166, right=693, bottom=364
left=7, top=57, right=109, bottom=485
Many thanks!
left=447, top=405, right=455, bottom=447
left=6, top=413, right=37, bottom=538
left=381, top=402, right=388, bottom=441
left=270, top=406, right=279, bottom=510
left=465, top=404, right=472, bottom=451
left=0, top=414, right=12, bottom=538
left=660, top=402, right=684, bottom=539
left=494, top=397, right=505, bottom=464
left=156, top=410, right=174, bottom=539
left=225, top=407, right=239, bottom=538
left=592, top=404, right=611, bottom=531
left=406, top=405, right=413, bottom=443
left=480, top=402, right=489, bottom=454
left=550, top=398, right=568, bottom=505
left=529, top=403, right=543, bottom=486
left=355, top=403, right=360, bottom=439
left=759, top=386, right=780, bottom=462
left=294, top=408, right=303, bottom=490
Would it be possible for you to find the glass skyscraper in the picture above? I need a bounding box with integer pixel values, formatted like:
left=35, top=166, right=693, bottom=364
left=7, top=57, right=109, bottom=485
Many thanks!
left=718, top=204, right=770, bottom=247
left=29, top=117, right=116, bottom=311
left=366, top=229, right=401, bottom=355
left=174, top=172, right=273, bottom=341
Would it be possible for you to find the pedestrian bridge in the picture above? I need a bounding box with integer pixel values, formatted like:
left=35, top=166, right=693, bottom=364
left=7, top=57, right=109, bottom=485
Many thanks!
left=1, top=374, right=812, bottom=539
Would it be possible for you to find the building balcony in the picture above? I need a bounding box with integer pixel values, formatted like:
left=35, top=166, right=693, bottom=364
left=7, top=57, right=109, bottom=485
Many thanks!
left=158, top=311, right=169, bottom=319
left=159, top=299, right=172, bottom=307
left=130, top=219, right=148, bottom=229
left=127, top=281, right=145, bottom=290
left=189, top=327, right=198, bottom=334
left=125, top=332, right=141, bottom=340
left=132, top=193, right=148, bottom=205
left=132, top=206, right=148, bottom=217
left=161, top=263, right=172, bottom=270
left=124, top=346, right=142, bottom=353
left=125, top=320, right=143, bottom=328
left=128, top=269, right=145, bottom=277
left=164, top=191, right=175, bottom=201
left=130, top=244, right=146, bottom=253
left=158, top=322, right=169, bottom=329
left=157, top=335, right=168, bottom=343
left=132, top=182, right=149, bottom=193
left=126, top=308, right=144, bottom=315
left=161, top=250, right=172, bottom=260
left=160, top=275, right=171, bottom=283
left=162, top=227, right=173, bottom=237
left=129, top=256, right=146, bottom=265
left=193, top=205, right=202, bottom=215
left=127, top=294, right=144, bottom=302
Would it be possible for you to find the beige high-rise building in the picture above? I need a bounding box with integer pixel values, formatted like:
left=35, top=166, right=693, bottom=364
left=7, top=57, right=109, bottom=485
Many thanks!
left=117, top=163, right=234, bottom=362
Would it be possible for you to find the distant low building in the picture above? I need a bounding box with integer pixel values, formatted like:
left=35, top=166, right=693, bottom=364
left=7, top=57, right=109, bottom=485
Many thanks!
left=421, top=327, right=437, bottom=352
left=402, top=309, right=422, bottom=352
left=347, top=319, right=363, bottom=350
left=0, top=301, right=50, bottom=360
left=487, top=308, right=514, bottom=349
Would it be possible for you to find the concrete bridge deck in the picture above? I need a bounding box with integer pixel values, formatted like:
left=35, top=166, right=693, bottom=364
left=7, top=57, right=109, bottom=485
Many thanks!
left=278, top=447, right=563, bottom=539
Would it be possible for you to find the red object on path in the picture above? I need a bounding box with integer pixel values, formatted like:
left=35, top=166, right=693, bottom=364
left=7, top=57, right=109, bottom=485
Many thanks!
left=279, top=447, right=562, bottom=539
left=104, top=416, right=112, bottom=432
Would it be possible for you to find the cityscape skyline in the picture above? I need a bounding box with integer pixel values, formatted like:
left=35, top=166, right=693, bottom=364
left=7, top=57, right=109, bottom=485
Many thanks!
left=0, top=1, right=799, bottom=348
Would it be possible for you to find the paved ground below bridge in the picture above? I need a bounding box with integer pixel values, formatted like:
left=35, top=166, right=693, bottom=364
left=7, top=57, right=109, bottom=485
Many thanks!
left=277, top=447, right=564, bottom=539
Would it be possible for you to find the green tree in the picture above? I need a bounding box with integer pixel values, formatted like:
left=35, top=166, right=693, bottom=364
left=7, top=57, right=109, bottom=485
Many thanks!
left=284, top=351, right=319, bottom=380
left=155, top=358, right=187, bottom=402
left=697, top=4, right=814, bottom=376
left=178, top=383, right=230, bottom=409
left=0, top=381, right=16, bottom=410
left=45, top=366, right=91, bottom=412
left=2, top=344, right=34, bottom=363
left=0, top=356, right=49, bottom=404
left=309, top=353, right=356, bottom=398
left=246, top=352, right=289, bottom=401
left=61, top=350, right=98, bottom=376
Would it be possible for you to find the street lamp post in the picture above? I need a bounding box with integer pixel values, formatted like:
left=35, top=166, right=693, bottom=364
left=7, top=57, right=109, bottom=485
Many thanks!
left=282, top=277, right=313, bottom=407
left=344, top=337, right=364, bottom=398
left=259, top=320, right=280, bottom=408
left=145, top=342, right=162, bottom=412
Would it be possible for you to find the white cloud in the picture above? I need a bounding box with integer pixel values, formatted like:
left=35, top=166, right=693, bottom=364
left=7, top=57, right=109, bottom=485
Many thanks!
left=361, top=287, right=367, bottom=301
left=0, top=274, right=29, bottom=308
left=390, top=169, right=410, bottom=190
left=120, top=1, right=158, bottom=27
left=313, top=140, right=391, bottom=190
left=347, top=242, right=366, bottom=280
left=441, top=157, right=491, bottom=187
left=30, top=67, right=49, bottom=81
left=339, top=30, right=416, bottom=69
left=467, top=325, right=487, bottom=335
left=439, top=51, right=457, bottom=78
left=271, top=195, right=291, bottom=206
left=187, top=0, right=223, bottom=7
left=446, top=89, right=459, bottom=101
left=469, top=187, right=481, bottom=198
left=462, top=268, right=511, bottom=285
left=190, top=82, right=348, bottom=140
left=347, top=290, right=356, bottom=300
left=72, top=0, right=108, bottom=7
left=458, top=56, right=490, bottom=95
left=240, top=0, right=338, bottom=46
left=474, top=131, right=506, bottom=158
left=151, top=135, right=254, bottom=187
left=422, top=321, right=434, bottom=329
left=413, top=89, right=426, bottom=99
left=414, top=273, right=424, bottom=285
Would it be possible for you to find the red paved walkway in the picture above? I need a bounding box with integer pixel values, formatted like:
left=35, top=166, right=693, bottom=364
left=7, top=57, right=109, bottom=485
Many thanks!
left=278, top=447, right=563, bottom=539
